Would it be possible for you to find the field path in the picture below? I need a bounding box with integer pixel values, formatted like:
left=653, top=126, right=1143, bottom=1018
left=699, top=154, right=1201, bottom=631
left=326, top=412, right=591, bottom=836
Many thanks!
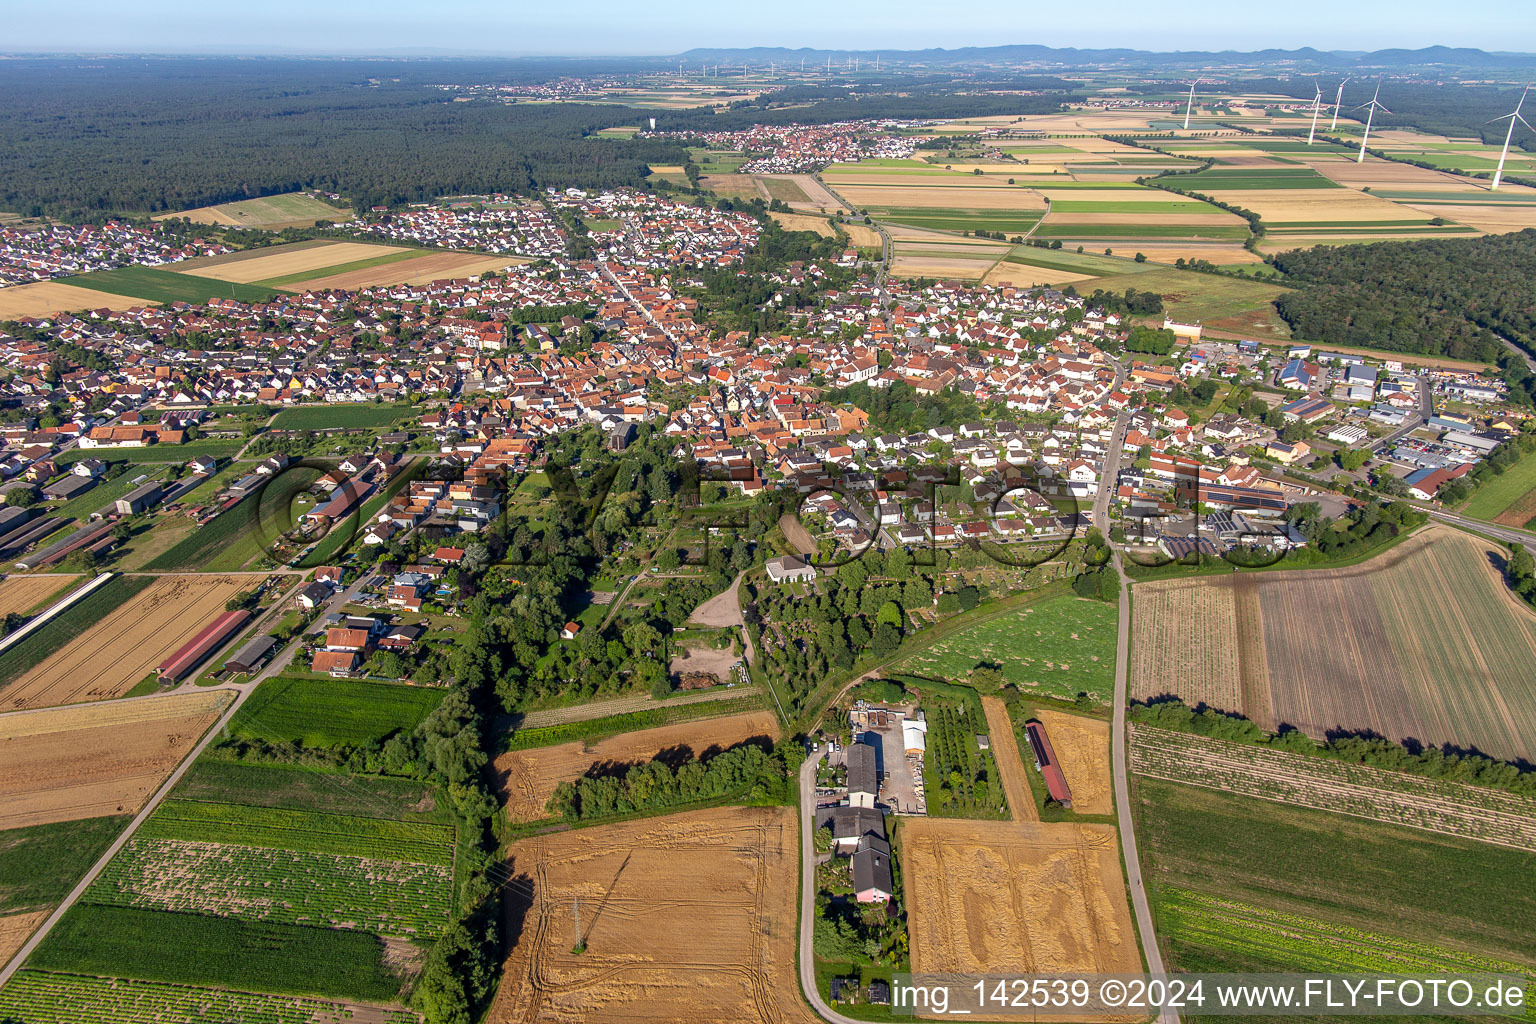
left=506, top=683, right=763, bottom=731
left=981, top=696, right=1039, bottom=822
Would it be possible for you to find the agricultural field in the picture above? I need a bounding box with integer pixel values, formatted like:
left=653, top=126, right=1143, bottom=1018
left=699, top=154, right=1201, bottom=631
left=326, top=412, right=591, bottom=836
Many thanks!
left=769, top=212, right=837, bottom=237
left=223, top=676, right=443, bottom=751
left=981, top=696, right=1037, bottom=821
left=901, top=818, right=1140, bottom=976
left=494, top=708, right=780, bottom=821
left=1128, top=723, right=1536, bottom=850
left=0, top=573, right=258, bottom=710
left=491, top=806, right=817, bottom=1024
left=0, top=690, right=233, bottom=829
left=290, top=250, right=524, bottom=292
left=172, top=241, right=411, bottom=285
left=144, top=467, right=320, bottom=571
left=0, top=575, right=78, bottom=618
left=27, top=904, right=404, bottom=1002
left=1460, top=451, right=1536, bottom=525
left=0, top=816, right=132, bottom=915
left=1031, top=709, right=1112, bottom=815
left=0, top=972, right=421, bottom=1024
left=63, top=266, right=283, bottom=305
left=1130, top=527, right=1536, bottom=763
left=921, top=696, right=1009, bottom=818
left=1135, top=778, right=1536, bottom=980
left=0, top=281, right=147, bottom=319
left=269, top=403, right=415, bottom=431
left=157, top=191, right=354, bottom=229
left=86, top=800, right=454, bottom=938
left=894, top=593, right=1116, bottom=703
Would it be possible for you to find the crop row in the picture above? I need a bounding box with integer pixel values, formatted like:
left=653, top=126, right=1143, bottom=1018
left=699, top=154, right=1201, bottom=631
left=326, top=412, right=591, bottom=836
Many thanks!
left=0, top=971, right=421, bottom=1024
left=1129, top=724, right=1536, bottom=851
left=1159, top=887, right=1536, bottom=987
left=143, top=800, right=455, bottom=865
left=87, top=838, right=452, bottom=938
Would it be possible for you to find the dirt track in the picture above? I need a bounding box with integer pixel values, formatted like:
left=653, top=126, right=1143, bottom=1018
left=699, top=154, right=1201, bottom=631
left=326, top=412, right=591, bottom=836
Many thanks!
left=490, top=806, right=816, bottom=1024
left=980, top=696, right=1037, bottom=822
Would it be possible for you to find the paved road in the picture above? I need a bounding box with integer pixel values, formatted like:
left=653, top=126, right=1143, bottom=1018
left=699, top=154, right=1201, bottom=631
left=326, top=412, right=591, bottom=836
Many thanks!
left=796, top=751, right=868, bottom=1024
left=0, top=568, right=375, bottom=985
left=1423, top=506, right=1536, bottom=548
left=1095, top=398, right=1180, bottom=1024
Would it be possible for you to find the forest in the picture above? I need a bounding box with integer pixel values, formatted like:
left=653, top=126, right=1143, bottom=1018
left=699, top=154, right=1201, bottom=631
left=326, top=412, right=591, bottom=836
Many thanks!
left=1269, top=230, right=1536, bottom=372
left=0, top=59, right=1071, bottom=219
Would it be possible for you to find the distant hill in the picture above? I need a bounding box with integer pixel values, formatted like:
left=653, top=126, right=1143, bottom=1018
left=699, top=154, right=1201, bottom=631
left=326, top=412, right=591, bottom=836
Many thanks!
left=676, top=44, right=1536, bottom=72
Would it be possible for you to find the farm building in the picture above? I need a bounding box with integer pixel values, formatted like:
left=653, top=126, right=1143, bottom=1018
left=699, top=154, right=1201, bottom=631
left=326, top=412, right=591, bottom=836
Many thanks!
left=41, top=474, right=97, bottom=502
left=115, top=480, right=164, bottom=516
left=815, top=806, right=887, bottom=854
left=157, top=609, right=252, bottom=682
left=223, top=634, right=279, bottom=675
left=1024, top=719, right=1074, bottom=809
left=902, top=715, right=928, bottom=755
left=846, top=741, right=879, bottom=809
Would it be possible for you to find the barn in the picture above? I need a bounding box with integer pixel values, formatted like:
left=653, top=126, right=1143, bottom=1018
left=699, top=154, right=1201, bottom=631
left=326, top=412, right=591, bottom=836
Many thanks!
left=1024, top=719, right=1074, bottom=809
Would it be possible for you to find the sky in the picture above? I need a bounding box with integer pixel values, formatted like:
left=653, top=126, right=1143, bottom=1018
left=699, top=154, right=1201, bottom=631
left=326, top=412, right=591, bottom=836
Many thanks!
left=6, top=0, right=1533, bottom=56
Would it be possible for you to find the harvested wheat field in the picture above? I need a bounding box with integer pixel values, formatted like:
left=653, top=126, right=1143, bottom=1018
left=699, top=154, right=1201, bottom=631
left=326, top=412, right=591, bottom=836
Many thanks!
left=1402, top=203, right=1536, bottom=234
left=0, top=282, right=146, bottom=319
left=1032, top=710, right=1112, bottom=815
left=175, top=242, right=409, bottom=284
left=0, top=574, right=259, bottom=710
left=982, top=263, right=1097, bottom=288
left=0, top=911, right=47, bottom=968
left=1131, top=527, right=1536, bottom=762
left=490, top=806, right=815, bottom=1024
left=981, top=696, right=1037, bottom=821
left=780, top=174, right=843, bottom=213
left=903, top=818, right=1140, bottom=979
left=290, top=251, right=523, bottom=292
left=0, top=575, right=79, bottom=618
left=891, top=256, right=995, bottom=280
left=770, top=212, right=837, bottom=237
left=841, top=223, right=883, bottom=247
left=0, top=689, right=233, bottom=829
left=494, top=710, right=778, bottom=821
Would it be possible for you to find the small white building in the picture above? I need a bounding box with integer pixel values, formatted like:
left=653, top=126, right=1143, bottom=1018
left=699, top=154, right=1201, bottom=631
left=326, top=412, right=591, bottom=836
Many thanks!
left=766, top=554, right=817, bottom=584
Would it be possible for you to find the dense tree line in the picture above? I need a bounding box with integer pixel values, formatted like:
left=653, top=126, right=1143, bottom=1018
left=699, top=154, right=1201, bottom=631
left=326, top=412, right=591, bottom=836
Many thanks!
left=545, top=742, right=792, bottom=820
left=1131, top=698, right=1536, bottom=794
left=0, top=59, right=690, bottom=216
left=691, top=216, right=854, bottom=334
left=825, top=380, right=990, bottom=433
left=1270, top=230, right=1536, bottom=371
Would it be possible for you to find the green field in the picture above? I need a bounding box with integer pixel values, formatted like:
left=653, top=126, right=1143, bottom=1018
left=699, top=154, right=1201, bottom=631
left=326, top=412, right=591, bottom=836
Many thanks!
left=1080, top=265, right=1291, bottom=330
left=225, top=676, right=444, bottom=750
left=66, top=266, right=284, bottom=305
left=922, top=697, right=1009, bottom=818
left=1175, top=169, right=1343, bottom=190
left=1461, top=452, right=1536, bottom=521
left=174, top=760, right=449, bottom=821
left=1003, top=247, right=1156, bottom=275
left=1046, top=200, right=1219, bottom=213
left=56, top=438, right=245, bottom=466
left=893, top=593, right=1116, bottom=703
left=143, top=467, right=320, bottom=571
left=177, top=192, right=353, bottom=228
left=29, top=904, right=401, bottom=1002
left=138, top=800, right=454, bottom=863
left=1136, top=778, right=1536, bottom=972
left=1034, top=223, right=1253, bottom=239
left=269, top=404, right=414, bottom=430
left=0, top=816, right=130, bottom=914
left=0, top=972, right=419, bottom=1024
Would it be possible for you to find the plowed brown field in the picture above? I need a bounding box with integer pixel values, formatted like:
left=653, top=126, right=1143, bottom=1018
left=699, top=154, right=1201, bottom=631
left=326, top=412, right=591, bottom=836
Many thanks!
left=0, top=574, right=258, bottom=710
left=493, top=710, right=779, bottom=822
left=290, top=251, right=526, bottom=292
left=1131, top=527, right=1536, bottom=762
left=0, top=690, right=232, bottom=829
left=902, top=818, right=1140, bottom=979
left=490, top=806, right=815, bottom=1024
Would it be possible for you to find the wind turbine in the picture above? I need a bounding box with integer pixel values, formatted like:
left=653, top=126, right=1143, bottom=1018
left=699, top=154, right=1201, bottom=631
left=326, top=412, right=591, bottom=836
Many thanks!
left=1329, top=78, right=1350, bottom=131
left=1306, top=79, right=1323, bottom=145
left=1486, top=86, right=1532, bottom=190
left=1182, top=77, right=1209, bottom=131
left=1353, top=82, right=1390, bottom=163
